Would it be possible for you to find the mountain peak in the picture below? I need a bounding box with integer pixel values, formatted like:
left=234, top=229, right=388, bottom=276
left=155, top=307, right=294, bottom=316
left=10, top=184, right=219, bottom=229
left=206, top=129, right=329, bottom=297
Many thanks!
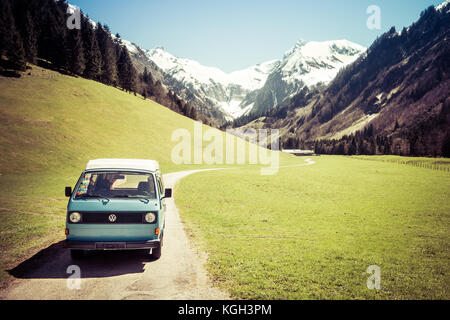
left=436, top=0, right=450, bottom=11
left=283, top=39, right=307, bottom=59
left=295, top=39, right=308, bottom=47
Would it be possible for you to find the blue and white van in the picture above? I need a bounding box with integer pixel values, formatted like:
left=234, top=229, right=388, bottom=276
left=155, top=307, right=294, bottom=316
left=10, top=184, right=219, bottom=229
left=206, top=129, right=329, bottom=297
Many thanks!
left=64, top=159, right=172, bottom=260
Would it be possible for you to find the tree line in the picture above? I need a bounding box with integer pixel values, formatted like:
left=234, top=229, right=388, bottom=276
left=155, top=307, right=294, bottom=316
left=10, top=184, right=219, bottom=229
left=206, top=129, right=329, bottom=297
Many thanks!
left=284, top=119, right=450, bottom=158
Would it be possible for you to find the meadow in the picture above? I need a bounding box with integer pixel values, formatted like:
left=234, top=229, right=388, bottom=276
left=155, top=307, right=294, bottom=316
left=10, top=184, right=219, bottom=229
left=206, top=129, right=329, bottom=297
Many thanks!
left=0, top=67, right=448, bottom=300
left=176, top=156, right=450, bottom=299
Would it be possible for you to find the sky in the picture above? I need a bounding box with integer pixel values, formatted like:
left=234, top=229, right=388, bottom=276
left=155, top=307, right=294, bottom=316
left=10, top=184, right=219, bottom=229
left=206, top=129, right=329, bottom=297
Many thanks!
left=69, top=0, right=445, bottom=72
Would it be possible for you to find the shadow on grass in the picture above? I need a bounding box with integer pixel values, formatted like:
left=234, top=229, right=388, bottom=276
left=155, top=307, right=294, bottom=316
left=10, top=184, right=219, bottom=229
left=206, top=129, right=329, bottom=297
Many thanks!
left=8, top=241, right=158, bottom=280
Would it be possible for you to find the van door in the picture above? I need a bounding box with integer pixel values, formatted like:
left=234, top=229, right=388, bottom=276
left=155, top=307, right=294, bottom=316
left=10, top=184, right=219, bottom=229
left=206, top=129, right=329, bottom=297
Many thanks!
left=156, top=175, right=166, bottom=230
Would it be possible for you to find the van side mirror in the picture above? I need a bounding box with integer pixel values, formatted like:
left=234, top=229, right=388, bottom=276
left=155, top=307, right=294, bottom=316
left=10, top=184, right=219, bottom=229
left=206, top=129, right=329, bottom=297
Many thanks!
left=65, top=187, right=72, bottom=198
left=164, top=188, right=172, bottom=199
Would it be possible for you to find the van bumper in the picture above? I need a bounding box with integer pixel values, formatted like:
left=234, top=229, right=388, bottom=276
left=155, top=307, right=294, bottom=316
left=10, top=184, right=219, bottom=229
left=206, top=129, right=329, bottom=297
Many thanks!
left=63, top=240, right=160, bottom=250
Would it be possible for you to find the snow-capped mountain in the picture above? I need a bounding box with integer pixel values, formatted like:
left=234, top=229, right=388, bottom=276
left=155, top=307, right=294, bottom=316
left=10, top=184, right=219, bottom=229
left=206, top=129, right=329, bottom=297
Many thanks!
left=250, top=40, right=366, bottom=115
left=145, top=47, right=278, bottom=120
left=145, top=40, right=365, bottom=121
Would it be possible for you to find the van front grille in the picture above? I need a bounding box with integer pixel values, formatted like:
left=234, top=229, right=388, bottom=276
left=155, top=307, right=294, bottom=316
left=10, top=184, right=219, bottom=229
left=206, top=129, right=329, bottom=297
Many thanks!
left=80, top=212, right=145, bottom=224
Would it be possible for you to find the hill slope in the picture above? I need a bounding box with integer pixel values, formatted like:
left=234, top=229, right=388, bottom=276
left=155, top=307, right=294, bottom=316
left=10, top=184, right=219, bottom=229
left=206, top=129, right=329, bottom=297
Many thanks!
left=0, top=67, right=205, bottom=175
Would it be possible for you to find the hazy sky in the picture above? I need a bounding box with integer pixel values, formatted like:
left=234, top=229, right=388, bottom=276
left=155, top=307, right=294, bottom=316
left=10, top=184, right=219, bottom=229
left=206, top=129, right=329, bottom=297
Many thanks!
left=69, top=0, right=444, bottom=72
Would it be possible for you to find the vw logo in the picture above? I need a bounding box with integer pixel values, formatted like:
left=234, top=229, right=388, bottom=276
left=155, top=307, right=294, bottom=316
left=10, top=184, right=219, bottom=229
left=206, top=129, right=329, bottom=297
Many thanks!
left=108, top=214, right=117, bottom=223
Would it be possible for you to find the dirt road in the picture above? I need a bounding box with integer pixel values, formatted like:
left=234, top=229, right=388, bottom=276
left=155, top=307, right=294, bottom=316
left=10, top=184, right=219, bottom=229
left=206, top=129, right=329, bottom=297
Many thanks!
left=1, top=170, right=229, bottom=300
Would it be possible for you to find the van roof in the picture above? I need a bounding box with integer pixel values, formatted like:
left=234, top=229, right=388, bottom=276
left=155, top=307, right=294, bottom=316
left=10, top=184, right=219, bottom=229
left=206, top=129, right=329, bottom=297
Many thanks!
left=86, top=159, right=160, bottom=172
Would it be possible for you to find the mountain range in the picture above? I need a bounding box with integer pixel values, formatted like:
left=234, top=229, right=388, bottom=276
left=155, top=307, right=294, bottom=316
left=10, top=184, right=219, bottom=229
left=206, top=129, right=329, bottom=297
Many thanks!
left=141, top=40, right=366, bottom=123
left=242, top=1, right=450, bottom=157
left=114, top=29, right=366, bottom=124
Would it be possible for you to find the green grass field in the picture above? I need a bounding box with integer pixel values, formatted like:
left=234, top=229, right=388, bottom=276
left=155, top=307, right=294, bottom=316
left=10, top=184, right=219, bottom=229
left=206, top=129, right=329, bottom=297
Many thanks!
left=0, top=67, right=449, bottom=300
left=0, top=66, right=280, bottom=289
left=176, top=156, right=450, bottom=299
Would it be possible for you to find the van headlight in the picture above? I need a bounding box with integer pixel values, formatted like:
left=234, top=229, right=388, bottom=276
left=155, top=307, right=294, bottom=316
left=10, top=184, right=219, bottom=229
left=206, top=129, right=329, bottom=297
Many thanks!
left=144, top=212, right=156, bottom=223
left=69, top=212, right=82, bottom=223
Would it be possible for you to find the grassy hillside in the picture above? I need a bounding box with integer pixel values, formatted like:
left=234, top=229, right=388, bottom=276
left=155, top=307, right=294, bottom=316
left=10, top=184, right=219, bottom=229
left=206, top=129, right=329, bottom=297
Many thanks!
left=176, top=156, right=450, bottom=299
left=0, top=66, right=206, bottom=175
left=0, top=66, right=286, bottom=288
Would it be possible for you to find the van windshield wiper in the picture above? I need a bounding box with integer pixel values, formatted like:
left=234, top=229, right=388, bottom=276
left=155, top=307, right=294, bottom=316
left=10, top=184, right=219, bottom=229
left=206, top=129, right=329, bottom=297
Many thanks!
left=112, top=195, right=153, bottom=203
left=113, top=195, right=152, bottom=199
left=77, top=194, right=110, bottom=201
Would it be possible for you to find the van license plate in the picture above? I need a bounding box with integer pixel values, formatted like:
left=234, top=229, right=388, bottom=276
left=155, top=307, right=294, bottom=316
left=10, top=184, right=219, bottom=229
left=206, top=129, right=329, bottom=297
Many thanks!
left=96, top=242, right=126, bottom=249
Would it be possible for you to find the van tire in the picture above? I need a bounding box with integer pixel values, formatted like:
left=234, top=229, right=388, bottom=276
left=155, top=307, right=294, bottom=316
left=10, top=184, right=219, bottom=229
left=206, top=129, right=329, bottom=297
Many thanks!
left=151, top=234, right=163, bottom=260
left=70, top=249, right=85, bottom=260
left=151, top=245, right=161, bottom=260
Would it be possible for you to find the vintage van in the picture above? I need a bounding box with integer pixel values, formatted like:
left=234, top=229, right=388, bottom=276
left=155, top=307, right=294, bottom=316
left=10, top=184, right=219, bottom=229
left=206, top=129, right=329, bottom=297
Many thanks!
left=64, top=159, right=172, bottom=260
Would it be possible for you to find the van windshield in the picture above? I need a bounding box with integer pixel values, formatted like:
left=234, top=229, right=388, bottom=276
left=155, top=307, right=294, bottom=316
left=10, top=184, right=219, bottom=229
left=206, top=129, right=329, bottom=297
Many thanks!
left=74, top=172, right=157, bottom=200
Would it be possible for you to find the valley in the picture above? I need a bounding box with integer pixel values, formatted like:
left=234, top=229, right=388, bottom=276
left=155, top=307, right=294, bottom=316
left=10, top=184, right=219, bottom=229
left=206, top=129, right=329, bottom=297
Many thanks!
left=0, top=0, right=449, bottom=302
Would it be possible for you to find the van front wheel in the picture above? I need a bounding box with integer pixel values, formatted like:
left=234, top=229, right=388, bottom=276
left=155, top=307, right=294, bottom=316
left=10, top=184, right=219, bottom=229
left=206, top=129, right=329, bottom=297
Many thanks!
left=151, top=245, right=161, bottom=260
left=151, top=235, right=163, bottom=260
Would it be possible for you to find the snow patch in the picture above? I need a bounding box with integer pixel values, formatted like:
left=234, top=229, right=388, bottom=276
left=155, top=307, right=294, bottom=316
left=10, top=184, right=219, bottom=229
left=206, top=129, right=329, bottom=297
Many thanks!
left=280, top=40, right=366, bottom=87
left=111, top=34, right=139, bottom=54
left=436, top=0, right=450, bottom=12
left=332, top=113, right=379, bottom=139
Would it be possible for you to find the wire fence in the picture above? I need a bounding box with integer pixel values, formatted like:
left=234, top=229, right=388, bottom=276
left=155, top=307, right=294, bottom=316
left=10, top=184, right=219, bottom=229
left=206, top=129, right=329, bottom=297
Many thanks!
left=353, top=157, right=450, bottom=173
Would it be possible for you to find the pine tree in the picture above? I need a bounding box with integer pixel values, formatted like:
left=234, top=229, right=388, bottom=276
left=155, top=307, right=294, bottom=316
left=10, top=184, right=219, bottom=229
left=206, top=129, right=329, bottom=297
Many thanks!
left=0, top=0, right=15, bottom=57
left=67, top=29, right=85, bottom=75
left=0, top=0, right=26, bottom=71
left=9, top=28, right=26, bottom=71
left=9, top=0, right=39, bottom=65
left=96, top=24, right=118, bottom=85
left=22, top=11, right=38, bottom=64
left=45, top=0, right=68, bottom=70
left=442, top=131, right=450, bottom=158
left=82, top=18, right=102, bottom=80
left=143, top=67, right=149, bottom=83
left=117, top=48, right=130, bottom=90
left=117, top=47, right=136, bottom=92
left=189, top=105, right=198, bottom=120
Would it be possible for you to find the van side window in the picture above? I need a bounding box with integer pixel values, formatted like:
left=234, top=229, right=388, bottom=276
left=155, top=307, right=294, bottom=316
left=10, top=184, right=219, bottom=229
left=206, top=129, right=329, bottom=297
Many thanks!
left=156, top=177, right=163, bottom=196
left=160, top=177, right=165, bottom=192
